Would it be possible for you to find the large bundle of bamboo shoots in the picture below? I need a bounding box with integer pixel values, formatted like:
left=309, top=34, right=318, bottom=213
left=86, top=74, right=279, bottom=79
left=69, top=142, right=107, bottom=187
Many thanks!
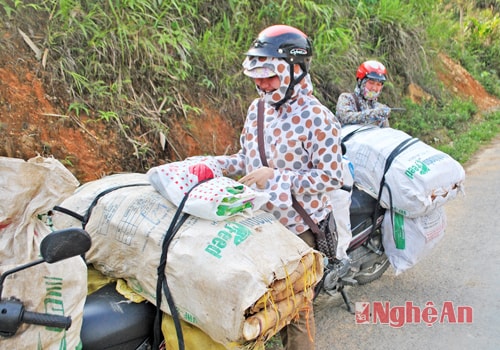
left=243, top=252, right=316, bottom=342
left=53, top=173, right=323, bottom=348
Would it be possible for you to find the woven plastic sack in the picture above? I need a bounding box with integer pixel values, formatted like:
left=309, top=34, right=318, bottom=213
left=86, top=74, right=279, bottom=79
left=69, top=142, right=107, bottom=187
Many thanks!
left=342, top=125, right=465, bottom=217
left=147, top=158, right=223, bottom=205
left=382, top=206, right=447, bottom=275
left=52, top=173, right=323, bottom=348
left=148, top=159, right=269, bottom=221
left=181, top=177, right=270, bottom=221
left=0, top=156, right=86, bottom=350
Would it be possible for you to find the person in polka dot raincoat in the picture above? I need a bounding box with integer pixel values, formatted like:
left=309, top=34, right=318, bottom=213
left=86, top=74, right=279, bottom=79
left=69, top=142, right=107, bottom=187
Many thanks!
left=336, top=60, right=391, bottom=127
left=214, top=24, right=344, bottom=350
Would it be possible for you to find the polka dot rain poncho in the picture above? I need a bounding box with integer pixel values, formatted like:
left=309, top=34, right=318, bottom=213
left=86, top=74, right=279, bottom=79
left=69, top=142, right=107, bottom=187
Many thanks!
left=215, top=56, right=344, bottom=235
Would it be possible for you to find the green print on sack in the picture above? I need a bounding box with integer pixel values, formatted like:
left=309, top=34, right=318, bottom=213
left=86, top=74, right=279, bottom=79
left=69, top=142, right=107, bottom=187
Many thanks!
left=216, top=185, right=254, bottom=216
left=44, top=277, right=66, bottom=333
left=405, top=159, right=430, bottom=179
left=393, top=212, right=406, bottom=249
left=177, top=306, right=199, bottom=325
left=43, top=276, right=70, bottom=350
left=217, top=201, right=253, bottom=216
left=404, top=154, right=447, bottom=179
left=204, top=222, right=252, bottom=259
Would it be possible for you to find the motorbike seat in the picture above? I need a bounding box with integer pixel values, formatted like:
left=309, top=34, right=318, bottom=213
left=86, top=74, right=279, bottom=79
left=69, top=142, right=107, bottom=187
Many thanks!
left=80, top=282, right=156, bottom=350
left=350, top=186, right=378, bottom=216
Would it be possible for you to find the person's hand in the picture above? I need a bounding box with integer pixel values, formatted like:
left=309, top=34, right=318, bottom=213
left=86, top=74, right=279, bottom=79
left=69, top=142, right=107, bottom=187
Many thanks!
left=239, top=167, right=274, bottom=189
left=368, top=108, right=388, bottom=125
left=383, top=106, right=391, bottom=117
left=369, top=107, right=390, bottom=124
left=375, top=106, right=391, bottom=118
left=379, top=107, right=391, bottom=127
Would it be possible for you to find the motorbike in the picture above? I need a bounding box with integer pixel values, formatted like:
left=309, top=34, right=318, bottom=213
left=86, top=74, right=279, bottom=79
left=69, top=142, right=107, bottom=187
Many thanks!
left=0, top=187, right=387, bottom=348
left=0, top=227, right=156, bottom=350
left=316, top=185, right=390, bottom=313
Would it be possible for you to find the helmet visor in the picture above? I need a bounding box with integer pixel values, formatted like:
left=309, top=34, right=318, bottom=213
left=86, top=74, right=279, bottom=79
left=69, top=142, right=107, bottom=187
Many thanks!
left=365, top=72, right=386, bottom=82
left=243, top=67, right=277, bottom=78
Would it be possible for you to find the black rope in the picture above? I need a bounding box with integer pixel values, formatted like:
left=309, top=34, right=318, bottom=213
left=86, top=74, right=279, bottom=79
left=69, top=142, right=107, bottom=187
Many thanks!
left=341, top=124, right=377, bottom=144
left=52, top=205, right=84, bottom=223
left=53, top=178, right=210, bottom=350
left=152, top=179, right=210, bottom=350
left=52, top=183, right=151, bottom=229
left=377, top=137, right=420, bottom=203
left=375, top=137, right=420, bottom=240
left=81, top=184, right=150, bottom=228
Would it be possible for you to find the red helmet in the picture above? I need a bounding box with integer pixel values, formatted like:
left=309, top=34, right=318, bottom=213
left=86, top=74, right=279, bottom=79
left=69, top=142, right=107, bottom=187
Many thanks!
left=356, top=60, right=387, bottom=82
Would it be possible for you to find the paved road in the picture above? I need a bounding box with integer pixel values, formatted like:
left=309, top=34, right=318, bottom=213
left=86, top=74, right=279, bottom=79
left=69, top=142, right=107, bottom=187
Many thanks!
left=313, top=136, right=500, bottom=350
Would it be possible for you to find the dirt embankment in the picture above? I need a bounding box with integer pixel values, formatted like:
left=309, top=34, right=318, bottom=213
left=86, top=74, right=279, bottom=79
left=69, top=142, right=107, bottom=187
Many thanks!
left=0, top=36, right=237, bottom=183
left=1, top=34, right=499, bottom=183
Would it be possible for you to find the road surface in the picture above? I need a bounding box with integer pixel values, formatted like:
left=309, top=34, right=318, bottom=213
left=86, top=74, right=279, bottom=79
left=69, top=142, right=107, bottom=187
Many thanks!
left=313, top=136, right=500, bottom=350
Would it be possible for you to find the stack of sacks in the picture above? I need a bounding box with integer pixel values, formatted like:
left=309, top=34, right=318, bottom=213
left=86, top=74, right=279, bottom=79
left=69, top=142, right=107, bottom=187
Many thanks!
left=53, top=173, right=323, bottom=348
left=341, top=125, right=465, bottom=274
left=341, top=125, right=465, bottom=217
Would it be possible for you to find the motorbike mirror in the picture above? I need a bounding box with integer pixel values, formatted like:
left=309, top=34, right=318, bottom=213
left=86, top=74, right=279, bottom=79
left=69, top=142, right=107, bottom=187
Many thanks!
left=41, top=228, right=92, bottom=263
left=0, top=228, right=92, bottom=299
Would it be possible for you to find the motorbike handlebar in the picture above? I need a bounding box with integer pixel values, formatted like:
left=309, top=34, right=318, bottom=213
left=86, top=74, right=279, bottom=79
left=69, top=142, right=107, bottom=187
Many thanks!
left=22, top=310, right=72, bottom=330
left=390, top=108, right=406, bottom=112
left=0, top=299, right=71, bottom=337
left=340, top=185, right=352, bottom=192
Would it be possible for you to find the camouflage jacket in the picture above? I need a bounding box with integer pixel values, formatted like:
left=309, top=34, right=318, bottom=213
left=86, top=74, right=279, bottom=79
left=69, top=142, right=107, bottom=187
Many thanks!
left=336, top=90, right=390, bottom=128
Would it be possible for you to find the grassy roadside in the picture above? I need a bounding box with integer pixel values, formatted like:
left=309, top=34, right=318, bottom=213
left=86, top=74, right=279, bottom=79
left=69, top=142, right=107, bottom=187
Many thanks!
left=437, top=111, right=500, bottom=164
